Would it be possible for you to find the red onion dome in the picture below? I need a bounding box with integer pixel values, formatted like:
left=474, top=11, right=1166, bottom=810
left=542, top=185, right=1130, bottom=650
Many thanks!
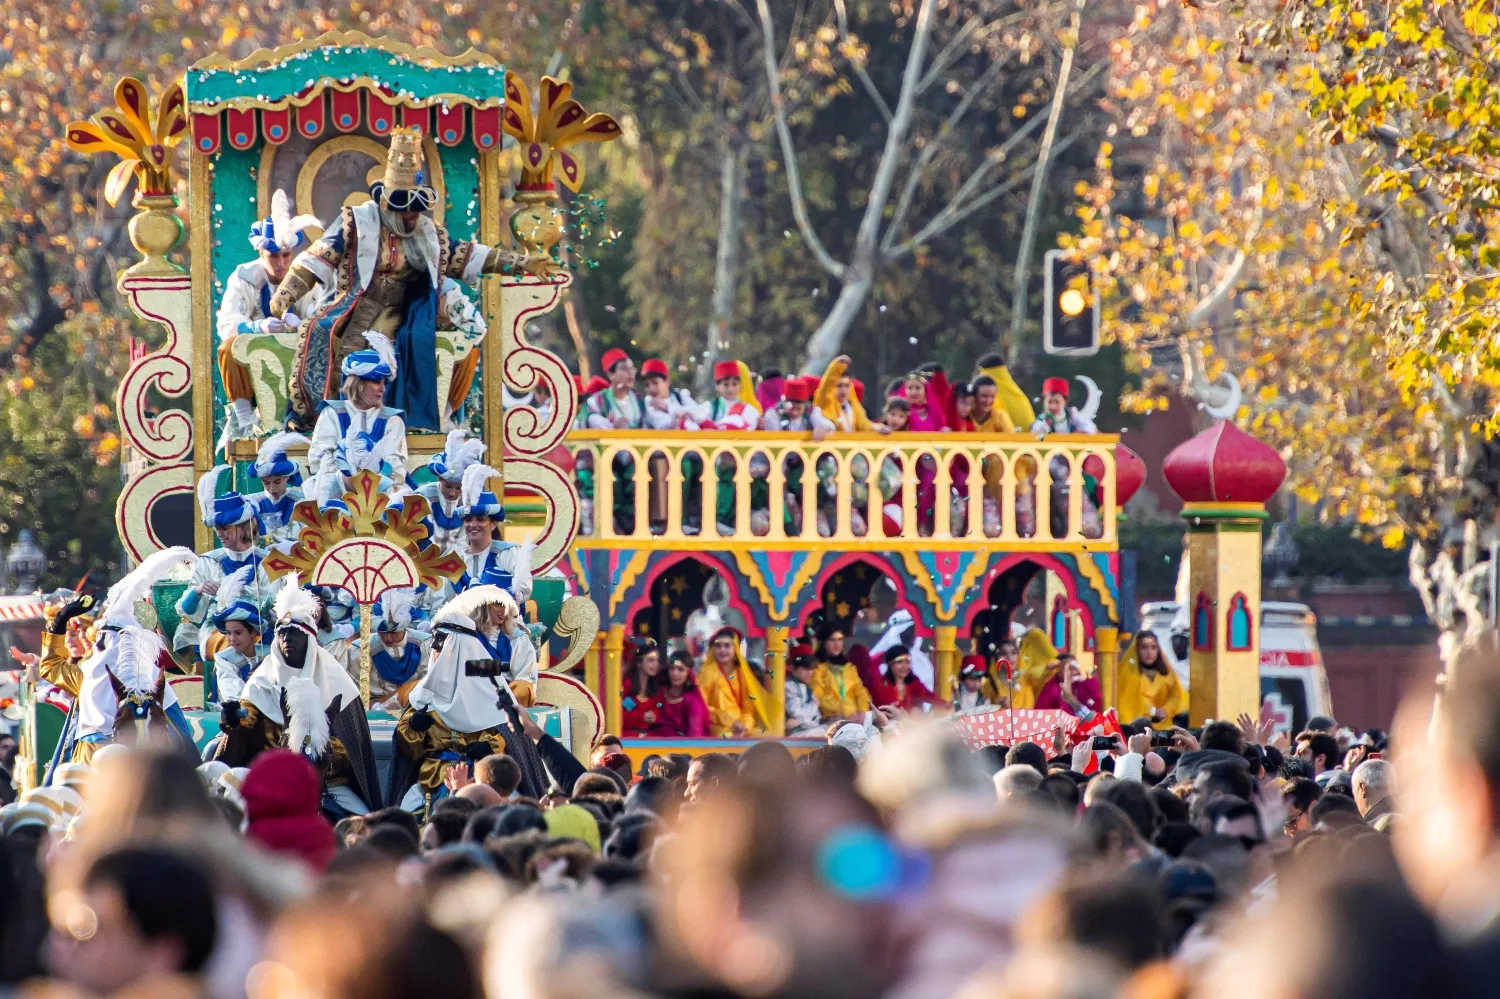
left=1162, top=421, right=1286, bottom=504
left=1114, top=443, right=1146, bottom=507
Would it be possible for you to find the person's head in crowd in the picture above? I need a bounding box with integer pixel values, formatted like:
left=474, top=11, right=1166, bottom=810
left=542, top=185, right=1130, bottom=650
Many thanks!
left=1241, top=743, right=1267, bottom=781
left=48, top=847, right=218, bottom=997
left=1309, top=790, right=1364, bottom=830
left=1094, top=778, right=1161, bottom=844
left=685, top=754, right=738, bottom=803
left=1397, top=649, right=1500, bottom=910
left=643, top=756, right=674, bottom=780
left=363, top=823, right=420, bottom=861
left=1038, top=772, right=1082, bottom=813
left=457, top=783, right=504, bottom=809
left=65, top=746, right=219, bottom=872
left=258, top=887, right=482, bottom=999
left=1200, top=720, right=1244, bottom=754
left=1305, top=715, right=1337, bottom=734
left=1296, top=731, right=1341, bottom=776
left=655, top=774, right=900, bottom=999
left=1279, top=754, right=1314, bottom=781
left=421, top=807, right=471, bottom=854
left=493, top=804, right=549, bottom=838
left=462, top=806, right=507, bottom=844
left=953, top=381, right=975, bottom=420
left=1282, top=776, right=1323, bottom=836
left=1154, top=822, right=1202, bottom=859
left=1160, top=859, right=1218, bottom=947
left=1006, top=741, right=1049, bottom=778
left=1190, top=762, right=1256, bottom=826
left=1149, top=785, right=1189, bottom=826
left=543, top=803, right=602, bottom=854
left=1180, top=834, right=1253, bottom=901
left=573, top=772, right=624, bottom=799
left=604, top=811, right=662, bottom=863
left=433, top=796, right=481, bottom=822
left=1023, top=869, right=1168, bottom=974
left=597, top=734, right=624, bottom=753
left=1200, top=797, right=1266, bottom=852
left=971, top=374, right=998, bottom=421
left=1352, top=759, right=1394, bottom=819
left=475, top=754, right=522, bottom=799
left=1078, top=802, right=1150, bottom=867
left=739, top=740, right=796, bottom=785
left=624, top=775, right=676, bottom=818
left=994, top=763, right=1044, bottom=804
left=1081, top=772, right=1118, bottom=808
left=882, top=396, right=910, bottom=431
left=1321, top=767, right=1354, bottom=797
left=363, top=805, right=421, bottom=842
left=240, top=749, right=336, bottom=873
left=804, top=745, right=859, bottom=786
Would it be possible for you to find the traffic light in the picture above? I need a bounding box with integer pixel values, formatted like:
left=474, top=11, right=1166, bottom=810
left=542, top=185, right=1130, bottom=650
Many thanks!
left=1043, top=248, right=1098, bottom=356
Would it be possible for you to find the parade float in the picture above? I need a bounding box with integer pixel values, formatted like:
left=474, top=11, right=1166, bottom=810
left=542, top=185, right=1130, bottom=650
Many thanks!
left=11, top=32, right=1287, bottom=786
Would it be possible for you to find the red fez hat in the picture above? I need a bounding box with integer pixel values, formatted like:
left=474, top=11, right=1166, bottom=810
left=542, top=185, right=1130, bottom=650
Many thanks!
left=783, top=379, right=810, bottom=402
left=642, top=358, right=669, bottom=379
left=851, top=378, right=866, bottom=404
left=601, top=348, right=630, bottom=373
left=582, top=375, right=609, bottom=396
left=714, top=360, right=741, bottom=382
left=960, top=654, right=987, bottom=677
left=1042, top=377, right=1070, bottom=398
left=789, top=643, right=815, bottom=664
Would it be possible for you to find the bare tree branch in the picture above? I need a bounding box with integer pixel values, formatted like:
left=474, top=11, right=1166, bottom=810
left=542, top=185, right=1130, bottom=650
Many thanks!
left=833, top=0, right=892, bottom=123
left=1182, top=201, right=1264, bottom=329
left=756, top=0, right=847, bottom=279
left=1010, top=14, right=1079, bottom=343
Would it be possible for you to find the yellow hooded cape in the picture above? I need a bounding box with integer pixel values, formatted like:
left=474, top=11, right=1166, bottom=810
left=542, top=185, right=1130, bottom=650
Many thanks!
left=815, top=356, right=876, bottom=432
left=977, top=362, right=1036, bottom=430
left=985, top=627, right=1061, bottom=710
left=1114, top=634, right=1188, bottom=729
left=697, top=630, right=775, bottom=736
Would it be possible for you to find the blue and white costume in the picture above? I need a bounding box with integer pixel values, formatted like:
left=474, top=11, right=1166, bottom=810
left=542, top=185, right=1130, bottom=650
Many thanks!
left=208, top=565, right=267, bottom=702
left=420, top=429, right=487, bottom=552
left=307, top=333, right=409, bottom=498
left=245, top=432, right=310, bottom=543
left=175, top=466, right=278, bottom=652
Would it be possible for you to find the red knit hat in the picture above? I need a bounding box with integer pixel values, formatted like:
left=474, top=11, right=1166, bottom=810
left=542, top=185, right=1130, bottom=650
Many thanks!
left=783, top=379, right=810, bottom=402
left=242, top=750, right=336, bottom=872
left=642, top=358, right=669, bottom=379
left=582, top=375, right=609, bottom=396
left=601, top=348, right=630, bottom=373
left=714, top=360, right=741, bottom=382
left=1042, top=377, right=1070, bottom=398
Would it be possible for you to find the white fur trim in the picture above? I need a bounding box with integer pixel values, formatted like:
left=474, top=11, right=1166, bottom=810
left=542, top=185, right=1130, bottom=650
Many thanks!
left=284, top=676, right=330, bottom=758
left=272, top=576, right=320, bottom=631
left=433, top=585, right=516, bottom=629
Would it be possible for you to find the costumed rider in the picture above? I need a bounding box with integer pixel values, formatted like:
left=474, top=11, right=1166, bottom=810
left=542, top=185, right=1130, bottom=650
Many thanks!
left=245, top=432, right=310, bottom=543
left=216, top=190, right=323, bottom=439
left=362, top=587, right=430, bottom=712
left=391, top=585, right=541, bottom=814
left=209, top=565, right=265, bottom=703
left=420, top=429, right=487, bottom=552
left=271, top=127, right=534, bottom=433
left=1028, top=376, right=1102, bottom=536
left=452, top=463, right=535, bottom=605
left=44, top=549, right=198, bottom=775
left=175, top=466, right=275, bottom=655
left=307, top=331, right=409, bottom=490
left=216, top=578, right=382, bottom=817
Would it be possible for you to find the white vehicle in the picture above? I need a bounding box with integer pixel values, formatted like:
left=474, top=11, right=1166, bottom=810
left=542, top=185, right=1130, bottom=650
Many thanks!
left=1137, top=600, right=1333, bottom=736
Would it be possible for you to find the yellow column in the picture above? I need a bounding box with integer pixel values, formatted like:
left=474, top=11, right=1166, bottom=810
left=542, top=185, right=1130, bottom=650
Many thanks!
left=764, top=626, right=789, bottom=736
left=1095, top=626, right=1119, bottom=709
left=586, top=630, right=605, bottom=701
left=934, top=625, right=958, bottom=703
left=1185, top=502, right=1266, bottom=725
left=604, top=623, right=626, bottom=736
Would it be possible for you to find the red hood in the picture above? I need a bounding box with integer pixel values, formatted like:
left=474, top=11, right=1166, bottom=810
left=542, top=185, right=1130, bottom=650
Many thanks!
left=242, top=750, right=335, bottom=871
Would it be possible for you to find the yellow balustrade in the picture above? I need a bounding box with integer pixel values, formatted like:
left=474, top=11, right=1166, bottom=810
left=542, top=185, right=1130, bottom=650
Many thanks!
left=568, top=430, right=1119, bottom=551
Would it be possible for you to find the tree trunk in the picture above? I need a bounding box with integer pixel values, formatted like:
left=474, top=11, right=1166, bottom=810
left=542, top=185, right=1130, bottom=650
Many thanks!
left=698, top=141, right=746, bottom=395
left=801, top=267, right=874, bottom=377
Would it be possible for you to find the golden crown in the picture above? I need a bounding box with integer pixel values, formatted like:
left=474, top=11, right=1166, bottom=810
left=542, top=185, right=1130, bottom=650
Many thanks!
left=381, top=127, right=425, bottom=192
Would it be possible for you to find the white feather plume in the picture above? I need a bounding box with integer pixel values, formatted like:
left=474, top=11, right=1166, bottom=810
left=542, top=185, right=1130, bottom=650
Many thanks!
left=284, top=676, right=330, bottom=758
left=269, top=189, right=321, bottom=253
left=112, top=626, right=164, bottom=696
left=273, top=575, right=320, bottom=630
left=442, top=429, right=469, bottom=465
left=255, top=431, right=311, bottom=473
left=215, top=564, right=256, bottom=615
left=363, top=331, right=397, bottom=378
left=434, top=584, right=517, bottom=629
left=102, top=547, right=196, bottom=629
left=197, top=464, right=229, bottom=523
left=381, top=587, right=415, bottom=631
left=453, top=436, right=486, bottom=476
left=462, top=464, right=499, bottom=510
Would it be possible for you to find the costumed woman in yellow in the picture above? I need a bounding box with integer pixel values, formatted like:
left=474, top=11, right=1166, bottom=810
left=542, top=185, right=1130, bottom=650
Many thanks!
left=809, top=622, right=873, bottom=721
left=697, top=626, right=774, bottom=737
left=1114, top=629, right=1188, bottom=729
left=815, top=354, right=888, bottom=433
left=998, top=627, right=1064, bottom=710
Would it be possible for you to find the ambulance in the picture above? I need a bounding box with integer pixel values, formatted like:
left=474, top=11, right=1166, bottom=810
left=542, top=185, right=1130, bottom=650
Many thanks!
left=1136, top=600, right=1333, bottom=736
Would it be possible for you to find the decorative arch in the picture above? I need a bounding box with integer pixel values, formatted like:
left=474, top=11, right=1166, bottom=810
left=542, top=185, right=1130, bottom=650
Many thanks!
left=807, top=553, right=926, bottom=637
left=1192, top=592, right=1215, bottom=651
left=1226, top=592, right=1253, bottom=652
left=620, top=551, right=764, bottom=639
left=963, top=552, right=1102, bottom=639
